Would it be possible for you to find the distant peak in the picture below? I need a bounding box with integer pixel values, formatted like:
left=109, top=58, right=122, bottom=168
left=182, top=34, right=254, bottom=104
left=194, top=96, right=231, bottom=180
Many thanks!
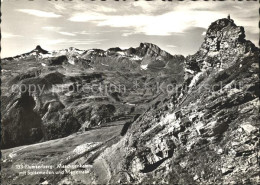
left=137, top=42, right=173, bottom=59
left=107, top=47, right=122, bottom=52
left=139, top=42, right=158, bottom=48
left=206, top=18, right=237, bottom=36
left=33, top=45, right=48, bottom=54
left=68, top=47, right=80, bottom=51
left=35, top=45, right=42, bottom=50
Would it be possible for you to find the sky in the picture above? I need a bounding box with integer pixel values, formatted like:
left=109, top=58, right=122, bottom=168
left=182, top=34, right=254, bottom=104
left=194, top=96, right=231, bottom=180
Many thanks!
left=1, top=0, right=259, bottom=58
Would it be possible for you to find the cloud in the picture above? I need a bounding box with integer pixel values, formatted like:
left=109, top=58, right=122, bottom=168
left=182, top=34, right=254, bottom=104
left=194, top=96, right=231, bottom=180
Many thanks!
left=67, top=39, right=108, bottom=45
left=66, top=1, right=257, bottom=39
left=74, top=31, right=100, bottom=35
left=166, top=45, right=177, bottom=48
left=35, top=37, right=66, bottom=45
left=58, top=32, right=76, bottom=36
left=34, top=37, right=107, bottom=46
left=94, top=6, right=116, bottom=13
left=69, top=11, right=226, bottom=36
left=132, top=1, right=166, bottom=14
left=42, top=27, right=76, bottom=36
left=42, top=26, right=61, bottom=31
left=17, top=9, right=62, bottom=18
left=69, top=3, right=117, bottom=13
left=2, top=32, right=23, bottom=39
left=68, top=12, right=106, bottom=22
left=53, top=4, right=66, bottom=11
left=122, top=32, right=134, bottom=37
left=233, top=5, right=243, bottom=10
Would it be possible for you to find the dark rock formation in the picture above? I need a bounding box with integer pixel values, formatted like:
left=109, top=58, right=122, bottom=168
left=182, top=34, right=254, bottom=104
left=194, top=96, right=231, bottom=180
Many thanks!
left=33, top=45, right=49, bottom=55
left=1, top=91, right=43, bottom=149
left=46, top=55, right=68, bottom=66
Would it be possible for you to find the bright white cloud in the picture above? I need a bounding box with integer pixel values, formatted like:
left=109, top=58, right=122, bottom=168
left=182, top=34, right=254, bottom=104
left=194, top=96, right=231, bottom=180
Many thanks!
left=2, top=32, right=23, bottom=39
left=17, top=9, right=62, bottom=18
left=42, top=26, right=61, bottom=31
left=122, top=32, right=133, bottom=37
left=68, top=12, right=106, bottom=22
left=58, top=32, right=76, bottom=36
left=74, top=31, right=100, bottom=35
left=70, top=3, right=117, bottom=13
left=233, top=5, right=243, bottom=10
left=42, top=27, right=76, bottom=36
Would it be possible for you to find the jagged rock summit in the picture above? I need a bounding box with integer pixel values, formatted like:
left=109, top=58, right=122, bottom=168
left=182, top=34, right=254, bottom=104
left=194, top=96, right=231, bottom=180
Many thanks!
left=185, top=18, right=258, bottom=82
left=33, top=45, right=49, bottom=54
left=202, top=18, right=256, bottom=54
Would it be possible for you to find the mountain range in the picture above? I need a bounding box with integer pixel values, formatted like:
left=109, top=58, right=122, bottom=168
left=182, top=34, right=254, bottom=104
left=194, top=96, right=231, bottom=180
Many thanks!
left=1, top=18, right=259, bottom=184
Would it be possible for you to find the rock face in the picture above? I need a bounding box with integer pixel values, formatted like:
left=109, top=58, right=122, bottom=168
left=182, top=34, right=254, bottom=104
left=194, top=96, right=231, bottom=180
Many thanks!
left=1, top=18, right=259, bottom=184
left=93, top=18, right=260, bottom=184
left=1, top=91, right=43, bottom=149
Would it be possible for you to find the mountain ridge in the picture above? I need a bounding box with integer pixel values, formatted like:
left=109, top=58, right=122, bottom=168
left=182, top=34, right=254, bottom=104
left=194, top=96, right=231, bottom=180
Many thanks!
left=96, top=17, right=259, bottom=184
left=1, top=17, right=259, bottom=184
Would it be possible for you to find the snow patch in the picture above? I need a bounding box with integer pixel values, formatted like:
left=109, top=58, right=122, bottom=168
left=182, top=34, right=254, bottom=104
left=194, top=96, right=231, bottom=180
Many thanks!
left=195, top=121, right=205, bottom=135
left=41, top=181, right=49, bottom=185
left=189, top=72, right=203, bottom=88
left=39, top=53, right=53, bottom=59
left=131, top=55, right=143, bottom=61
left=86, top=49, right=94, bottom=55
left=141, top=64, right=148, bottom=70
left=68, top=58, right=75, bottom=65
left=163, top=113, right=176, bottom=124
left=126, top=102, right=135, bottom=106
left=2, top=69, right=11, bottom=72
left=73, top=142, right=101, bottom=155
left=117, top=51, right=125, bottom=56
left=185, top=68, right=195, bottom=74
left=101, top=63, right=109, bottom=67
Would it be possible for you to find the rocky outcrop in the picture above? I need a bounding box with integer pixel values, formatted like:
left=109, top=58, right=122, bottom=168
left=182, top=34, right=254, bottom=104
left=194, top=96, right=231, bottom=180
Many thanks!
left=1, top=91, right=43, bottom=149
left=94, top=18, right=260, bottom=184
left=45, top=55, right=68, bottom=66
left=33, top=45, right=49, bottom=55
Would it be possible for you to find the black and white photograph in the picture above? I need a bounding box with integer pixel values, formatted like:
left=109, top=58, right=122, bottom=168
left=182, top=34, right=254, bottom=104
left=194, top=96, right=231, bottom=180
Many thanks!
left=1, top=0, right=259, bottom=184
